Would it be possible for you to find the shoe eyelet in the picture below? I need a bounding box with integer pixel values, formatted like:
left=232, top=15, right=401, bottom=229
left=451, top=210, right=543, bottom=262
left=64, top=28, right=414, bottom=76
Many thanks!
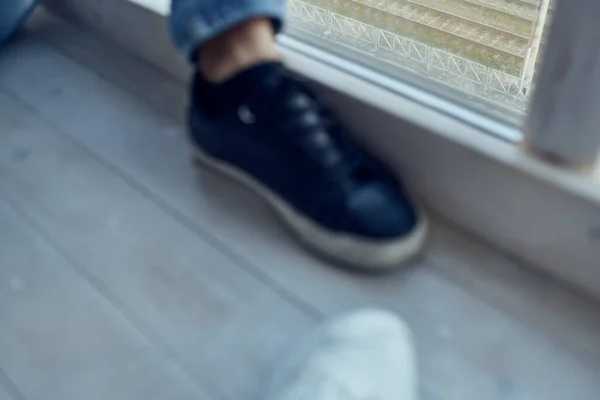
left=238, top=105, right=256, bottom=125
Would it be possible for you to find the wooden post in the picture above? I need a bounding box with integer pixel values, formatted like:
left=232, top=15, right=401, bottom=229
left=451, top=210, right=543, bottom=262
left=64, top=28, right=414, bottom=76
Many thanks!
left=520, top=0, right=551, bottom=92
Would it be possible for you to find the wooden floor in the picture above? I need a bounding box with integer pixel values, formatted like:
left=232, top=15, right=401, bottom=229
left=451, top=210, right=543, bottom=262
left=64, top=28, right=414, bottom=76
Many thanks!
left=1, top=12, right=599, bottom=400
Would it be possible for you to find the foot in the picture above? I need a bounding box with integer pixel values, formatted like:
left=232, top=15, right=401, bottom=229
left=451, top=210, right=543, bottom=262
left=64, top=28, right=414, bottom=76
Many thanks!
left=265, top=309, right=418, bottom=400
left=188, top=62, right=427, bottom=270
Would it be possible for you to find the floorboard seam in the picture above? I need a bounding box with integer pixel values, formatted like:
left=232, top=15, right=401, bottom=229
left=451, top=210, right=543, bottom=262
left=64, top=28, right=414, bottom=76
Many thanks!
left=0, top=367, right=28, bottom=400
left=35, top=29, right=186, bottom=121
left=0, top=190, right=222, bottom=400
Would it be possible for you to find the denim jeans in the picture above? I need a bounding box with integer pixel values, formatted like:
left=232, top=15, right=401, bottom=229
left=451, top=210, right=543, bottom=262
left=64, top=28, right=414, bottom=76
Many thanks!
left=1, top=0, right=39, bottom=45
left=170, top=0, right=285, bottom=62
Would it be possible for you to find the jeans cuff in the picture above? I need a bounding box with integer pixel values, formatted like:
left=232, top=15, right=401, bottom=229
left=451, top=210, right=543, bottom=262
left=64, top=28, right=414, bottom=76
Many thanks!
left=170, top=1, right=284, bottom=63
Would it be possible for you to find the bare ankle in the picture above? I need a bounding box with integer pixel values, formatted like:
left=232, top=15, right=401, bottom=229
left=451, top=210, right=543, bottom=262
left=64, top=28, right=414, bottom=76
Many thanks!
left=198, top=18, right=280, bottom=83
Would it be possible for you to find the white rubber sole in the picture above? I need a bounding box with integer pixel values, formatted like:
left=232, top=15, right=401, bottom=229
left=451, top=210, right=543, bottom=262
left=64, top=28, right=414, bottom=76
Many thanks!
left=193, top=147, right=428, bottom=270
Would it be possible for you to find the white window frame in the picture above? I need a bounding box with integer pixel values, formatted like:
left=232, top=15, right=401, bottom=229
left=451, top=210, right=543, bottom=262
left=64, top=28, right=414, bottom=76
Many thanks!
left=42, top=0, right=600, bottom=298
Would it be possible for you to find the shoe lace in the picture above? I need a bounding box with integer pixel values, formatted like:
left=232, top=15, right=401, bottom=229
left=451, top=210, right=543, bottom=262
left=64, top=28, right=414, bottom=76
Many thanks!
left=250, top=73, right=381, bottom=186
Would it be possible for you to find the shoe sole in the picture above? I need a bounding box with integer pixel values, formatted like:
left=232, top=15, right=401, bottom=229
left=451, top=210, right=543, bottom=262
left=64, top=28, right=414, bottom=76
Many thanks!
left=192, top=146, right=428, bottom=270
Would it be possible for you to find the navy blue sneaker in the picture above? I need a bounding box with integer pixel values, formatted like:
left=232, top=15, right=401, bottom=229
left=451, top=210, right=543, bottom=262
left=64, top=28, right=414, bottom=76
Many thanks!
left=188, top=62, right=427, bottom=269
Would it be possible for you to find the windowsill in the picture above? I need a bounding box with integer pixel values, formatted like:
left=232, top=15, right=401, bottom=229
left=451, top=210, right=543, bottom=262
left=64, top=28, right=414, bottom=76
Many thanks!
left=43, top=0, right=600, bottom=299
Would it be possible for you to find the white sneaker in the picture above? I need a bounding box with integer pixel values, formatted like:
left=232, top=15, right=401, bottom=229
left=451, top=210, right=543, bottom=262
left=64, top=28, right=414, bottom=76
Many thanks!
left=265, top=309, right=418, bottom=400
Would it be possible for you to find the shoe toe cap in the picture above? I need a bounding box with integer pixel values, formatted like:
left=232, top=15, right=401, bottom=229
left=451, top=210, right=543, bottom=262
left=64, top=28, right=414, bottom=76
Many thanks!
left=346, top=183, right=420, bottom=239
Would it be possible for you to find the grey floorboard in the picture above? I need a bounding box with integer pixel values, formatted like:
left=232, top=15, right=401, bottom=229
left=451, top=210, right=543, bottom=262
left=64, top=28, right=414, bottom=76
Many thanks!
left=0, top=381, right=18, bottom=400
left=0, top=389, right=12, bottom=400
left=0, top=18, right=599, bottom=400
left=0, top=90, right=313, bottom=400
left=0, top=198, right=206, bottom=400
